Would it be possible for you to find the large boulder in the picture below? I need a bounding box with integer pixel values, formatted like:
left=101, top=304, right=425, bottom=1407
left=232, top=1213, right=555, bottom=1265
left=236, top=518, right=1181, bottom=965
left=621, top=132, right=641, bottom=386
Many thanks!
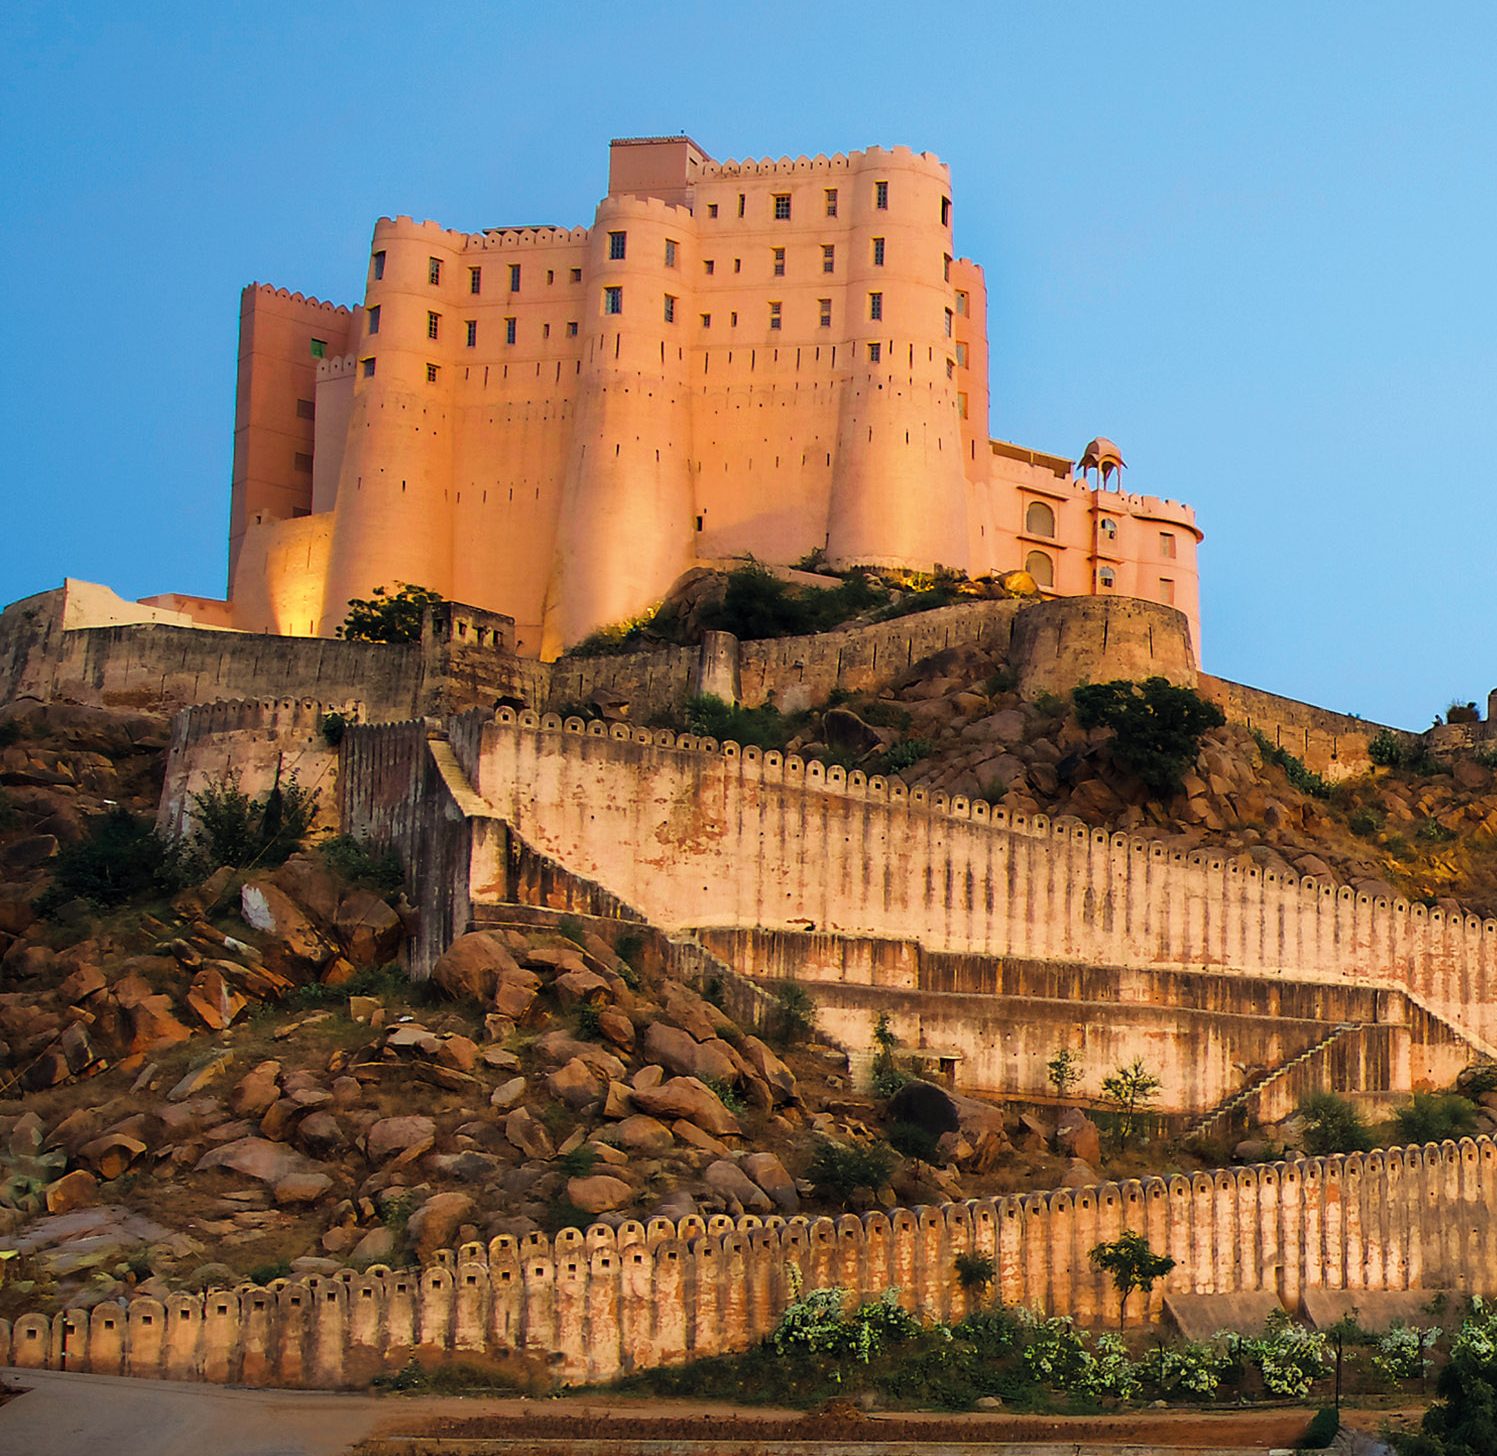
left=629, top=1076, right=742, bottom=1138
left=185, top=965, right=249, bottom=1031
left=407, top=1192, right=475, bottom=1259
left=240, top=879, right=335, bottom=978
left=612, top=1114, right=674, bottom=1155
left=566, top=1174, right=632, bottom=1215
left=430, top=932, right=540, bottom=1017
left=364, top=1115, right=436, bottom=1167
left=195, top=1136, right=323, bottom=1187
left=886, top=1080, right=962, bottom=1138
left=504, top=1107, right=554, bottom=1161
left=740, top=1036, right=799, bottom=1104
left=741, top=1152, right=800, bottom=1213
left=333, top=888, right=403, bottom=968
left=547, top=1057, right=602, bottom=1110
left=642, top=1023, right=738, bottom=1085
left=1055, top=1108, right=1102, bottom=1165
left=704, top=1159, right=772, bottom=1213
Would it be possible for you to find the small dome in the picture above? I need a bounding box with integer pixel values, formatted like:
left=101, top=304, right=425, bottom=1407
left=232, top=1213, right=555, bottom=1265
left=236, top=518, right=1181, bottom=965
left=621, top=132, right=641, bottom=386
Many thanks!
left=1079, top=437, right=1125, bottom=473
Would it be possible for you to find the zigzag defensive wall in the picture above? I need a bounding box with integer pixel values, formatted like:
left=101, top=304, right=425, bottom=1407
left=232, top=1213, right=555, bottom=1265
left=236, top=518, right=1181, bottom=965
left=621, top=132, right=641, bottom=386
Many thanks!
left=3, top=1140, right=1493, bottom=1388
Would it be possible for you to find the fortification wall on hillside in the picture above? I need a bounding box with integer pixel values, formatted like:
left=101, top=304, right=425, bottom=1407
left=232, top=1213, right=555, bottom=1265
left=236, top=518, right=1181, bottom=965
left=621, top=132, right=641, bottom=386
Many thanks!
left=3, top=1140, right=1492, bottom=1388
left=472, top=713, right=1497, bottom=1050
left=694, top=930, right=1470, bottom=1111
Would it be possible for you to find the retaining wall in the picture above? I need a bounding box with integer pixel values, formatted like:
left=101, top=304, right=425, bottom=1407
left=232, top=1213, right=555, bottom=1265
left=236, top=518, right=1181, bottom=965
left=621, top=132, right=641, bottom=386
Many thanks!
left=4, top=1140, right=1493, bottom=1388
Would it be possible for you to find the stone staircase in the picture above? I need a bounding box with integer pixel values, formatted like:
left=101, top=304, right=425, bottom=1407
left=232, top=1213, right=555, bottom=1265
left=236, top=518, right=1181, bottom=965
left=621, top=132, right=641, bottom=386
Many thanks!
left=1184, top=1024, right=1357, bottom=1145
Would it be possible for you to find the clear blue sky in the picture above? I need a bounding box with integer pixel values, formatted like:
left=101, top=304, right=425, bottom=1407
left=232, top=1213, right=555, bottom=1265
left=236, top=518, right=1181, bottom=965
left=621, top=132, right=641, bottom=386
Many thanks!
left=2, top=3, right=1492, bottom=729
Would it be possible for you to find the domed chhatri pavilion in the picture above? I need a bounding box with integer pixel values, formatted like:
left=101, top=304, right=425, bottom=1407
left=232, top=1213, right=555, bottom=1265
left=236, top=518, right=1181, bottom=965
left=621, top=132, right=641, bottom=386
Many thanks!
left=149, top=135, right=1201, bottom=658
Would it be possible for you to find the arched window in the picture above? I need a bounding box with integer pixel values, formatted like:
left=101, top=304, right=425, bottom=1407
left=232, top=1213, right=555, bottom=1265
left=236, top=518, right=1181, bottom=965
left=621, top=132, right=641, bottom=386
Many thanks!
left=1099, top=517, right=1117, bottom=540
left=1024, top=500, right=1055, bottom=537
left=1025, top=550, right=1054, bottom=588
left=1098, top=565, right=1116, bottom=589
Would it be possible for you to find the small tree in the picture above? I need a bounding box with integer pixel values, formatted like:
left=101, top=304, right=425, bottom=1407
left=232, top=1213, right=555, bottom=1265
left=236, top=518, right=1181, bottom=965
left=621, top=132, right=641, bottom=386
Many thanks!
left=1073, top=677, right=1226, bottom=797
left=1101, top=1057, right=1162, bottom=1148
left=871, top=1011, right=909, bottom=1098
left=1047, top=1046, right=1083, bottom=1101
left=1089, top=1230, right=1176, bottom=1328
left=338, top=583, right=444, bottom=643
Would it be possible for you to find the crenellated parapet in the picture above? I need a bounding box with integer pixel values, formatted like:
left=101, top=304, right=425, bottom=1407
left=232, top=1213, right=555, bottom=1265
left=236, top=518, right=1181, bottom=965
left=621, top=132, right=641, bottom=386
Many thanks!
left=242, top=282, right=353, bottom=315
left=5, top=1138, right=1492, bottom=1388
left=700, top=144, right=950, bottom=180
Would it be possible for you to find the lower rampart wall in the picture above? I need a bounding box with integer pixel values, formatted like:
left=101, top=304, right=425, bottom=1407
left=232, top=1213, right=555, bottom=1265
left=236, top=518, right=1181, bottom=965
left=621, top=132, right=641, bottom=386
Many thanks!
left=3, top=1141, right=1493, bottom=1388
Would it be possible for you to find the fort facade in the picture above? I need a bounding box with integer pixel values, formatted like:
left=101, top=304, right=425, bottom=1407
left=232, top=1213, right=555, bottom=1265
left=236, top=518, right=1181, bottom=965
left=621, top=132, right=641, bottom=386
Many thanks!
left=139, top=135, right=1200, bottom=657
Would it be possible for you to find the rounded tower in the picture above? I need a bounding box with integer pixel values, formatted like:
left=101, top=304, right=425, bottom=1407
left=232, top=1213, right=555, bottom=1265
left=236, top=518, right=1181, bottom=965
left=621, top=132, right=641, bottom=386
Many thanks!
left=825, top=148, right=970, bottom=572
left=541, top=196, right=696, bottom=657
left=317, top=218, right=460, bottom=634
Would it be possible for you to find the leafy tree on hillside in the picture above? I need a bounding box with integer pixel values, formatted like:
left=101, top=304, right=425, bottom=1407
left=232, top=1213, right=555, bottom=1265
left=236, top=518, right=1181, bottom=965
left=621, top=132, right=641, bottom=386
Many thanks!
left=1072, top=676, right=1226, bottom=796
left=338, top=583, right=444, bottom=643
left=1089, top=1231, right=1176, bottom=1329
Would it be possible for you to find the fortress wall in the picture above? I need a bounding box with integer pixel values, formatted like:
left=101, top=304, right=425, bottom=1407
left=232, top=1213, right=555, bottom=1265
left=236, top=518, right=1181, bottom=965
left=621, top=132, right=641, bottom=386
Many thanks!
left=4, top=1140, right=1494, bottom=1387
left=158, top=697, right=357, bottom=839
left=474, top=715, right=1497, bottom=1049
left=1198, top=674, right=1414, bottom=781
left=693, top=929, right=1471, bottom=1110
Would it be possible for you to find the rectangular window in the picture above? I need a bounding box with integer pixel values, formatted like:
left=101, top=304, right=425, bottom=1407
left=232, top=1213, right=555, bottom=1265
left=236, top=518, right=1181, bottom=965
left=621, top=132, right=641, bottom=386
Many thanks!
left=769, top=301, right=782, bottom=330
left=427, top=311, right=441, bottom=340
left=310, top=338, right=327, bottom=359
left=872, top=237, right=885, bottom=266
left=730, top=310, right=738, bottom=326
left=1159, top=577, right=1176, bottom=604
left=944, top=307, right=954, bottom=337
left=567, top=320, right=579, bottom=336
left=1160, top=532, right=1177, bottom=559
left=664, top=238, right=678, bottom=267
left=508, top=263, right=521, bottom=292
left=504, top=316, right=516, bottom=344
left=941, top=195, right=951, bottom=226
left=733, top=257, right=742, bottom=273
left=704, top=258, right=715, bottom=275
left=868, top=292, right=883, bottom=321
left=663, top=294, right=677, bottom=323
left=955, top=341, right=967, bottom=367
left=372, top=250, right=386, bottom=280
left=293, top=451, right=313, bottom=472
left=700, top=313, right=712, bottom=328
left=608, top=231, right=627, bottom=260
left=426, top=362, right=439, bottom=382
left=946, top=358, right=955, bottom=379
left=570, top=267, right=582, bottom=283
left=875, top=180, right=888, bottom=209
left=547, top=269, right=554, bottom=284
left=367, top=305, right=380, bottom=335
left=737, top=193, right=745, bottom=217
left=955, top=290, right=969, bottom=315
left=543, top=322, right=551, bottom=338
left=361, top=356, right=375, bottom=377
left=772, top=247, right=785, bottom=277
left=465, top=319, right=477, bottom=347
left=707, top=202, right=719, bottom=218
left=822, top=244, right=835, bottom=273
left=428, top=257, right=442, bottom=285
left=824, top=187, right=838, bottom=217
left=469, top=266, right=482, bottom=294
left=943, top=253, right=952, bottom=282
left=818, top=298, right=831, bottom=328
left=296, top=398, right=315, bottom=419
left=773, top=193, right=791, bottom=220
left=957, top=391, right=968, bottom=418
left=867, top=341, right=881, bottom=362
left=604, top=286, right=623, bottom=315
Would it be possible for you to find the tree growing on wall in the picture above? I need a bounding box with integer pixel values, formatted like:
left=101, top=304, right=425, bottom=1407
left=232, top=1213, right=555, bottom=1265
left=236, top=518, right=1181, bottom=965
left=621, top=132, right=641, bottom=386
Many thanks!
left=1089, top=1231, right=1176, bottom=1329
left=1101, top=1058, right=1162, bottom=1148
left=1047, top=1046, right=1083, bottom=1101
left=338, top=583, right=444, bottom=643
left=1072, top=677, right=1226, bottom=797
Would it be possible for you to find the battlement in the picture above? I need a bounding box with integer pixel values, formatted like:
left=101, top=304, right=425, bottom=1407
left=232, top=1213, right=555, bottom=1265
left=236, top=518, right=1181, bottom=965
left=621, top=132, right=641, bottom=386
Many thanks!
left=169, top=696, right=364, bottom=744
left=3, top=1138, right=1491, bottom=1388
left=242, top=283, right=352, bottom=315
left=700, top=144, right=949, bottom=180
left=315, top=353, right=358, bottom=382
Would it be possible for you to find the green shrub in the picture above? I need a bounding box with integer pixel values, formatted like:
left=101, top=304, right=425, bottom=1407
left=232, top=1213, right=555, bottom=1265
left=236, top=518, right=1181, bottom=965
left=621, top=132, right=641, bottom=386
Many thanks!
left=1369, top=730, right=1406, bottom=767
left=555, top=1144, right=599, bottom=1177
left=319, top=834, right=403, bottom=893
left=34, top=808, right=196, bottom=916
left=878, top=738, right=933, bottom=773
left=1417, top=818, right=1458, bottom=844
left=1253, top=730, right=1332, bottom=799
left=1299, top=1091, right=1375, bottom=1154
left=556, top=913, right=586, bottom=945
left=1372, top=1322, right=1441, bottom=1384
left=870, top=1011, right=909, bottom=1098
left=318, top=710, right=347, bottom=747
left=806, top=1140, right=895, bottom=1201
left=1394, top=1092, right=1479, bottom=1145
left=764, top=979, right=816, bottom=1047
left=337, top=582, right=443, bottom=643
left=697, top=562, right=883, bottom=642
left=1073, top=677, right=1226, bottom=796
left=1349, top=806, right=1385, bottom=838
left=860, top=700, right=912, bottom=730
left=887, top=1120, right=940, bottom=1162
left=1299, top=1405, right=1341, bottom=1449
left=191, top=769, right=318, bottom=869
left=984, top=666, right=1017, bottom=696
left=246, top=1259, right=291, bottom=1285
left=703, top=1077, right=745, bottom=1114
left=685, top=694, right=795, bottom=750
left=575, top=1003, right=603, bottom=1040
left=954, top=1251, right=995, bottom=1293
left=1234, top=1310, right=1332, bottom=1399
left=1136, top=1339, right=1229, bottom=1398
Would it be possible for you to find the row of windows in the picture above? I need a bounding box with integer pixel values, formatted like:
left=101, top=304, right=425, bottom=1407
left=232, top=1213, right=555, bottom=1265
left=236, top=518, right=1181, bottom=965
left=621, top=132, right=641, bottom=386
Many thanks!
left=605, top=233, right=957, bottom=285
left=598, top=287, right=952, bottom=335
left=385, top=252, right=585, bottom=292
left=700, top=180, right=893, bottom=223
left=1022, top=500, right=1179, bottom=560
left=414, top=310, right=580, bottom=346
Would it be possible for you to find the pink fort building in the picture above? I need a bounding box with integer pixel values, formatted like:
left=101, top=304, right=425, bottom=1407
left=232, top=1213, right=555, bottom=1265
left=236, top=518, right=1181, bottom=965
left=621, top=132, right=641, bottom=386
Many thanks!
left=154, top=136, right=1201, bottom=658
